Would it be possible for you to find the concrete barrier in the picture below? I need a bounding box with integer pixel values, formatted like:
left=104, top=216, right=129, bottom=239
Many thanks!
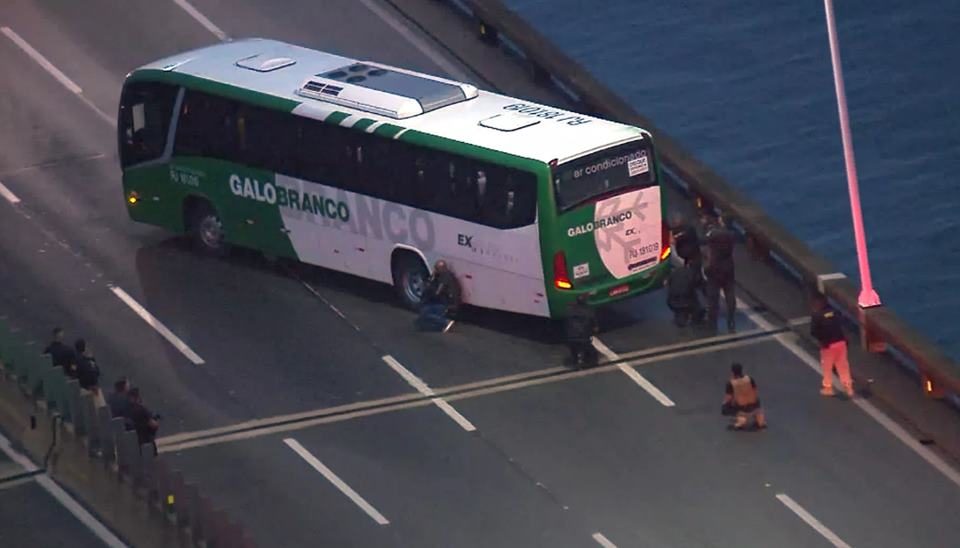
left=0, top=331, right=257, bottom=547
left=443, top=0, right=960, bottom=402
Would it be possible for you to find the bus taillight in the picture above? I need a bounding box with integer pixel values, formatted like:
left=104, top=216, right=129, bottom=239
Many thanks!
left=659, top=221, right=671, bottom=261
left=553, top=251, right=573, bottom=290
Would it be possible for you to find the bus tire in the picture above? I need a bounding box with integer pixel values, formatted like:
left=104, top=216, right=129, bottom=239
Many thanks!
left=187, top=200, right=229, bottom=257
left=392, top=252, right=429, bottom=310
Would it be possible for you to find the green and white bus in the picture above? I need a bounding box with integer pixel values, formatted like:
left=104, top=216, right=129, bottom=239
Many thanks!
left=118, top=38, right=670, bottom=318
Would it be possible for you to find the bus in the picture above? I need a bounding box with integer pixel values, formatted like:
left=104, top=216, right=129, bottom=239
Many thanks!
left=118, top=38, right=670, bottom=318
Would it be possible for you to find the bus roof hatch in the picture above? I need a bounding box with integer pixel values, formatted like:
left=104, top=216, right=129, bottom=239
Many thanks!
left=296, top=62, right=477, bottom=119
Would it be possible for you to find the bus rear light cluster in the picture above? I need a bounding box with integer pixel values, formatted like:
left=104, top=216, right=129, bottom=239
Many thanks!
left=553, top=251, right=573, bottom=290
left=659, top=221, right=671, bottom=261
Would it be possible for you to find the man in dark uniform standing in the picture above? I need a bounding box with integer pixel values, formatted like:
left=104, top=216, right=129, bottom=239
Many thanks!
left=565, top=294, right=598, bottom=367
left=670, top=212, right=702, bottom=274
left=666, top=262, right=705, bottom=327
left=702, top=211, right=737, bottom=333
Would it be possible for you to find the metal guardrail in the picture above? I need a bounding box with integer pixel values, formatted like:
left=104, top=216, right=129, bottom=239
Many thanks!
left=445, top=0, right=960, bottom=400
left=0, top=321, right=255, bottom=548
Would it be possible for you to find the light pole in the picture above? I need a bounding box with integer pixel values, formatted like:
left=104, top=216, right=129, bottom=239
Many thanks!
left=823, top=0, right=881, bottom=308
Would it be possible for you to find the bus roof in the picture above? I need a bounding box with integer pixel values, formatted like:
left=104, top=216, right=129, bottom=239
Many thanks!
left=130, top=38, right=647, bottom=165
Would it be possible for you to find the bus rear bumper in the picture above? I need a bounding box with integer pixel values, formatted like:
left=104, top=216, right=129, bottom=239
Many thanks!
left=550, top=260, right=671, bottom=317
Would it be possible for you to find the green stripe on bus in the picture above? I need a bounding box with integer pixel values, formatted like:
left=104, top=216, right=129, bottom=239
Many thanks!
left=325, top=111, right=350, bottom=125
left=351, top=118, right=376, bottom=132
left=375, top=123, right=405, bottom=138
left=127, top=69, right=300, bottom=112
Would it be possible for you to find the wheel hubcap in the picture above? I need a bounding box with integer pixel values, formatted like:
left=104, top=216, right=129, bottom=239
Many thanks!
left=199, top=215, right=223, bottom=249
left=405, top=269, right=426, bottom=303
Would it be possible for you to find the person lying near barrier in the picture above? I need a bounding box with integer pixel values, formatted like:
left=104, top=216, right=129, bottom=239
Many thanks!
left=415, top=260, right=461, bottom=333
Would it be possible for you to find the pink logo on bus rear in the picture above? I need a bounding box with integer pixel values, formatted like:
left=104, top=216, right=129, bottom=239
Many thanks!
left=594, top=187, right=662, bottom=279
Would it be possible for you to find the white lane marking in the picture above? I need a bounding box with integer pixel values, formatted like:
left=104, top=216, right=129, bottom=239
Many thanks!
left=0, top=431, right=128, bottom=548
left=0, top=180, right=21, bottom=204
left=160, top=334, right=781, bottom=453
left=738, top=298, right=960, bottom=489
left=776, top=493, right=852, bottom=548
left=356, top=0, right=471, bottom=81
left=382, top=355, right=476, bottom=431
left=593, top=337, right=676, bottom=407
left=1, top=27, right=115, bottom=126
left=592, top=532, right=618, bottom=548
left=283, top=438, right=389, bottom=525
left=2, top=27, right=82, bottom=94
left=109, top=286, right=205, bottom=365
left=172, top=0, right=228, bottom=41
left=430, top=397, right=476, bottom=432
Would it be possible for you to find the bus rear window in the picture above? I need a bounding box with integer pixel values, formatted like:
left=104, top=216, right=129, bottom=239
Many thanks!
left=553, top=141, right=654, bottom=212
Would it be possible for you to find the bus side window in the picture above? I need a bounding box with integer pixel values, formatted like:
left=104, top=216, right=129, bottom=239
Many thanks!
left=237, top=104, right=297, bottom=175
left=174, top=90, right=238, bottom=162
left=118, top=82, right=178, bottom=167
left=479, top=167, right=536, bottom=228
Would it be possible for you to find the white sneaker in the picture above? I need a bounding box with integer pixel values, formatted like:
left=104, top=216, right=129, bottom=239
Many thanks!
left=442, top=320, right=455, bottom=333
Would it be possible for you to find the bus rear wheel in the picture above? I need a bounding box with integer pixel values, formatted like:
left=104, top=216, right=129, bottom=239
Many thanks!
left=188, top=201, right=229, bottom=256
left=392, top=253, right=429, bottom=310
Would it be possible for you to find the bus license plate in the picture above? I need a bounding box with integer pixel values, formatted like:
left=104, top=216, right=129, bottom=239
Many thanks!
left=609, top=284, right=629, bottom=297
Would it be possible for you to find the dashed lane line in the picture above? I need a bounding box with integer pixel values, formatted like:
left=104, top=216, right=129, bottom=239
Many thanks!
left=357, top=0, right=471, bottom=82
left=593, top=337, right=676, bottom=407
left=592, top=532, right=619, bottom=548
left=776, top=493, right=852, bottom=548
left=109, top=286, right=205, bottom=365
left=382, top=355, right=477, bottom=431
left=737, top=298, right=960, bottom=489
left=284, top=438, right=390, bottom=525
left=172, top=0, right=228, bottom=41
left=1, top=26, right=81, bottom=93
left=1, top=26, right=115, bottom=126
left=157, top=328, right=785, bottom=453
left=0, top=431, right=128, bottom=547
left=0, top=180, right=21, bottom=204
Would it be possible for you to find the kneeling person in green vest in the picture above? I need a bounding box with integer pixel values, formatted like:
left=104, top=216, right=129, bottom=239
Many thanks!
left=722, top=362, right=767, bottom=431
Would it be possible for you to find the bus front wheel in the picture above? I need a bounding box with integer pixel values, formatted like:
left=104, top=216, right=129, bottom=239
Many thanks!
left=188, top=201, right=229, bottom=256
left=392, top=253, right=429, bottom=310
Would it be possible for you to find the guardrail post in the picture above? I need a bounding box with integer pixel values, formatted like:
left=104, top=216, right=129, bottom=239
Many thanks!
left=857, top=308, right=887, bottom=353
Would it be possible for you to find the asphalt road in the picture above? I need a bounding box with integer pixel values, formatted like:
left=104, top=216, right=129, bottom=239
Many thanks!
left=1, top=1, right=959, bottom=547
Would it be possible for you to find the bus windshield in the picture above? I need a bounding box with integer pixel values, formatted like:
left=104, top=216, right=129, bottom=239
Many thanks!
left=553, top=140, right=655, bottom=212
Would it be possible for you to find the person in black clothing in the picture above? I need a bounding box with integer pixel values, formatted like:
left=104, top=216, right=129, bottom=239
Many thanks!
left=42, top=327, right=77, bottom=378
left=416, top=260, right=462, bottom=332
left=702, top=211, right=737, bottom=333
left=810, top=294, right=853, bottom=397
left=127, top=387, right=160, bottom=455
left=565, top=294, right=598, bottom=367
left=74, top=339, right=100, bottom=390
left=666, top=262, right=705, bottom=327
left=670, top=212, right=702, bottom=274
left=107, top=377, right=131, bottom=421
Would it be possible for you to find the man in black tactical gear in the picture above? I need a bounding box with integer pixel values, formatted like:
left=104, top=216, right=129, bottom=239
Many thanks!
left=565, top=294, right=598, bottom=367
left=702, top=210, right=737, bottom=333
left=666, top=261, right=705, bottom=327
